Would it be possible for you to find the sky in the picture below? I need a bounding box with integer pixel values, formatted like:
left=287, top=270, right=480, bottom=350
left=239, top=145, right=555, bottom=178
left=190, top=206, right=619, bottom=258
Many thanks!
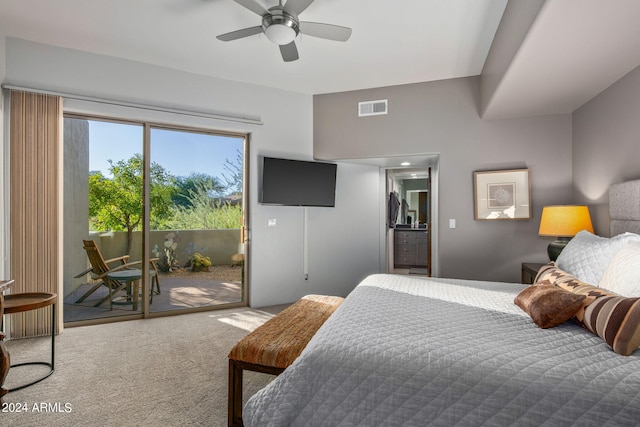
left=88, top=120, right=244, bottom=180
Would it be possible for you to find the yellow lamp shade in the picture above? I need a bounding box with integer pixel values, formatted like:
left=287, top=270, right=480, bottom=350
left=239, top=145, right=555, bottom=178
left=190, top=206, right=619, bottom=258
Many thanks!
left=539, top=205, right=594, bottom=237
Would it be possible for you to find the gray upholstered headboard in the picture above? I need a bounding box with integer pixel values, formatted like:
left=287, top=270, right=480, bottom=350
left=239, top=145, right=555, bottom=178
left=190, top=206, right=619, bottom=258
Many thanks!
left=609, top=179, right=640, bottom=236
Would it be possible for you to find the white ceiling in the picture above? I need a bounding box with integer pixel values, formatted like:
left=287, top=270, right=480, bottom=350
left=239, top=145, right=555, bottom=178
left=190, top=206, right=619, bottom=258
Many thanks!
left=2, top=0, right=640, bottom=119
left=0, top=0, right=507, bottom=95
left=481, top=0, right=640, bottom=119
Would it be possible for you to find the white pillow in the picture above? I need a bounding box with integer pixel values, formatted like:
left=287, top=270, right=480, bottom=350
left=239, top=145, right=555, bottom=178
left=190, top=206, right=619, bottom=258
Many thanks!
left=599, top=241, right=640, bottom=296
left=556, top=230, right=640, bottom=285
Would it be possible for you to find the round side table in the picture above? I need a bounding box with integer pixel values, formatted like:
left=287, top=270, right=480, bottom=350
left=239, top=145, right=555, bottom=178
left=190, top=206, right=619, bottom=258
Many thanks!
left=3, top=292, right=57, bottom=392
left=107, top=269, right=156, bottom=311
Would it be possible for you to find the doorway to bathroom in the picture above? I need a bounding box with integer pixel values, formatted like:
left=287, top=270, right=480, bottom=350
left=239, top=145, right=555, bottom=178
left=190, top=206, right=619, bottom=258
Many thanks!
left=386, top=166, right=434, bottom=276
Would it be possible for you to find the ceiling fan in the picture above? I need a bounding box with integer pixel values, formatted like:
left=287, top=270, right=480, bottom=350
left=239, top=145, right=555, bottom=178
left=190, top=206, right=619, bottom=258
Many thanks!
left=216, top=0, right=352, bottom=62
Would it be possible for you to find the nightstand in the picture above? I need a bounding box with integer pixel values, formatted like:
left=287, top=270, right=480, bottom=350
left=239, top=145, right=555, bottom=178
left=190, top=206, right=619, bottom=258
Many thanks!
left=521, top=262, right=546, bottom=284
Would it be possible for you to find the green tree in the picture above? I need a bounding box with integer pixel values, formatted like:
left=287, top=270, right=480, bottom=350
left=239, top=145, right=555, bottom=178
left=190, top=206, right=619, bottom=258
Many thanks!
left=221, top=149, right=243, bottom=196
left=88, top=154, right=177, bottom=254
left=172, top=172, right=225, bottom=208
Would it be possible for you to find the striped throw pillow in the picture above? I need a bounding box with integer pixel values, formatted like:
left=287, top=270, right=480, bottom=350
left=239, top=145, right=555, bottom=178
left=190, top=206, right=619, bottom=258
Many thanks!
left=582, top=296, right=640, bottom=356
left=535, top=262, right=640, bottom=355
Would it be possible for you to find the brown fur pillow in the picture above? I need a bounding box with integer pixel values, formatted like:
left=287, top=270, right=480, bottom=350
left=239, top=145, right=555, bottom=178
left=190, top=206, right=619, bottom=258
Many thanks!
left=515, top=282, right=586, bottom=329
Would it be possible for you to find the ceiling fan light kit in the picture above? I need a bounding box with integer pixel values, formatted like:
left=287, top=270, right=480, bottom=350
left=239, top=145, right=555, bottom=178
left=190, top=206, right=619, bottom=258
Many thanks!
left=217, top=0, right=351, bottom=62
left=263, top=10, right=299, bottom=45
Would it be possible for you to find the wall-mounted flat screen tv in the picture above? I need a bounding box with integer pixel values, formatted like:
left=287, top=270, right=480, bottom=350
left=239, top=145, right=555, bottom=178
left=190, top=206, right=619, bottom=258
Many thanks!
left=261, top=157, right=337, bottom=207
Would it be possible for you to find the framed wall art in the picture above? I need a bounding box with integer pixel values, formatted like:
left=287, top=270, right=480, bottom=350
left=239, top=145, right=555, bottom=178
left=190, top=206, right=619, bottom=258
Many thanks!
left=473, top=169, right=531, bottom=220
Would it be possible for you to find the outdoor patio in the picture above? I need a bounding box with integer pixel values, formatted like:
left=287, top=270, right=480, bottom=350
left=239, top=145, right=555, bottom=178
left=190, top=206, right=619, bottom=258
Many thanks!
left=64, top=264, right=243, bottom=323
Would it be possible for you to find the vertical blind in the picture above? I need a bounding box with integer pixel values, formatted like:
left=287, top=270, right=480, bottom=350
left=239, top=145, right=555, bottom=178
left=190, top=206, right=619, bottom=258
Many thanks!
left=9, top=90, right=61, bottom=338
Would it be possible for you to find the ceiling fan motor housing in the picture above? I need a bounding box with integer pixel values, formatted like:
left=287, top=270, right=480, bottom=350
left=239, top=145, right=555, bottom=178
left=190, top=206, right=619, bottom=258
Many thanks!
left=262, top=7, right=300, bottom=45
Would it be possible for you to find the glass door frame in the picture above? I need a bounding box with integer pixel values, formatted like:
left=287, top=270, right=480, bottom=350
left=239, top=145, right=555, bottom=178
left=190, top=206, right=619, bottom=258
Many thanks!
left=63, top=113, right=250, bottom=324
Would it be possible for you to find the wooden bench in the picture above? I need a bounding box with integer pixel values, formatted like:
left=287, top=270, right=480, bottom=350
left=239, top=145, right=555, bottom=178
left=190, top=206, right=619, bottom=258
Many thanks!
left=228, top=294, right=344, bottom=427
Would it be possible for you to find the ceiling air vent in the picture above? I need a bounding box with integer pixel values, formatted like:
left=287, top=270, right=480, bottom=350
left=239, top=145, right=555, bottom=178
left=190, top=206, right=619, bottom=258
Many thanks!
left=358, top=99, right=388, bottom=117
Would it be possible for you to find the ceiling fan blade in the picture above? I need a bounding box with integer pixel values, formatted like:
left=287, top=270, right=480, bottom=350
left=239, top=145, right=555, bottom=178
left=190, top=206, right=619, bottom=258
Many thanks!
left=232, top=0, right=268, bottom=16
left=217, top=26, right=264, bottom=42
left=279, top=41, right=299, bottom=62
left=284, top=0, right=316, bottom=16
left=299, top=22, right=352, bottom=42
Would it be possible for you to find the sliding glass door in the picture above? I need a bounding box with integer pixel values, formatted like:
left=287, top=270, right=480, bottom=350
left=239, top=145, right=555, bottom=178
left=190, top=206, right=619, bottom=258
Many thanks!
left=63, top=117, right=246, bottom=324
left=148, top=126, right=245, bottom=314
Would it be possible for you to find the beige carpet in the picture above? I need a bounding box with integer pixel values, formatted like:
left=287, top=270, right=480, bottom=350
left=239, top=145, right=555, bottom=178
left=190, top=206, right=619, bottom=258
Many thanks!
left=3, top=304, right=289, bottom=426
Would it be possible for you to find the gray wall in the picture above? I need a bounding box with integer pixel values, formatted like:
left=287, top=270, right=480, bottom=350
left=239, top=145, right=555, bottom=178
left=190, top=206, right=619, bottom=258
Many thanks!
left=2, top=37, right=381, bottom=308
left=63, top=118, right=90, bottom=298
left=7, top=35, right=638, bottom=296
left=572, top=64, right=640, bottom=235
left=92, top=229, right=242, bottom=264
left=314, top=76, right=573, bottom=282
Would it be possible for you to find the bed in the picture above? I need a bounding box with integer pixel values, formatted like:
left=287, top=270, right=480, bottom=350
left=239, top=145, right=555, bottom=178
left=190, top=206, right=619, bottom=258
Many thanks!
left=243, top=180, right=640, bottom=426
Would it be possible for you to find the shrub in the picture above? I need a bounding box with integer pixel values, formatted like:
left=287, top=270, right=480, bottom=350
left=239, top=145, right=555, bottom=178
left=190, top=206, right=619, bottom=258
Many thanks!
left=189, top=252, right=211, bottom=272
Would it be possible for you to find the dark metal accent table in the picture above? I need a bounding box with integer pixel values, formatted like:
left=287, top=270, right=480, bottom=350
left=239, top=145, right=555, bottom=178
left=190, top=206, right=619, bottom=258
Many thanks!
left=2, top=291, right=57, bottom=396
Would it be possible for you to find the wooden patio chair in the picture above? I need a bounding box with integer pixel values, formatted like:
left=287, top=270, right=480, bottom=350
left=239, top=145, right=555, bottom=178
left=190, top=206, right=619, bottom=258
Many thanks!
left=74, top=240, right=160, bottom=310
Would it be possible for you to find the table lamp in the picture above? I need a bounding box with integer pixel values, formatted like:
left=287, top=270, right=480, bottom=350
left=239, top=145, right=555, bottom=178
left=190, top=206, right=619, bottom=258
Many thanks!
left=539, top=205, right=594, bottom=261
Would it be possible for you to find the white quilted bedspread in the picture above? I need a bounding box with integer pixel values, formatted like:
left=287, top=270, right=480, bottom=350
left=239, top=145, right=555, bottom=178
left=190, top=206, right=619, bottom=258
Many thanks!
left=243, top=274, right=640, bottom=426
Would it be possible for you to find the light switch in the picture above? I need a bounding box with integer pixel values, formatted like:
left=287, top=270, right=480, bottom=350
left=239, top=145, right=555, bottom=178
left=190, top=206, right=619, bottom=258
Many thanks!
left=449, top=219, right=456, bottom=229
left=268, top=218, right=277, bottom=227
